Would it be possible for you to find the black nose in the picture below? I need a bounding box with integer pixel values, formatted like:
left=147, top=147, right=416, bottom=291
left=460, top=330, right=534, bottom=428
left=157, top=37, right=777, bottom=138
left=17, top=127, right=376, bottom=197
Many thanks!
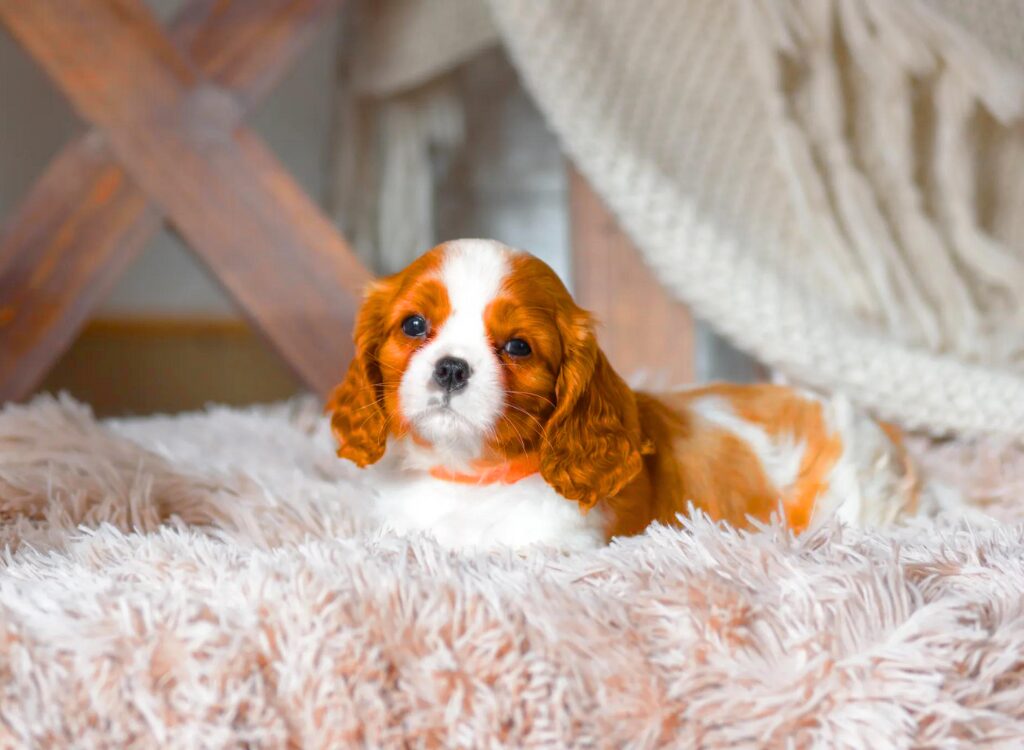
left=433, top=356, right=471, bottom=393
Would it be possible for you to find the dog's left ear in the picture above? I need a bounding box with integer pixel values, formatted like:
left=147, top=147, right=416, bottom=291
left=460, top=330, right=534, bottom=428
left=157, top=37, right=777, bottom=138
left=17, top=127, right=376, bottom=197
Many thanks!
left=540, top=308, right=647, bottom=510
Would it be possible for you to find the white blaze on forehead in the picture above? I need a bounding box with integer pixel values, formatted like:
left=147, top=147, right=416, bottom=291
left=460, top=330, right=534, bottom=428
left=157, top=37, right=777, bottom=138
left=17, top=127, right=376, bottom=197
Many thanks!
left=439, top=239, right=512, bottom=322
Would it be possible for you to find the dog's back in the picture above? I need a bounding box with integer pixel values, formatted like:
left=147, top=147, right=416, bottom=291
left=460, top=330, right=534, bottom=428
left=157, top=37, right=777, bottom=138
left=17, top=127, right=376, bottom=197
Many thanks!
left=602, top=383, right=920, bottom=537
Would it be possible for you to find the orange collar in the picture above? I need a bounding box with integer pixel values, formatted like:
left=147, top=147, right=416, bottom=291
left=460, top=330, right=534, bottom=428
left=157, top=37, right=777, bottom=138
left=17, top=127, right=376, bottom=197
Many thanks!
left=429, top=453, right=541, bottom=485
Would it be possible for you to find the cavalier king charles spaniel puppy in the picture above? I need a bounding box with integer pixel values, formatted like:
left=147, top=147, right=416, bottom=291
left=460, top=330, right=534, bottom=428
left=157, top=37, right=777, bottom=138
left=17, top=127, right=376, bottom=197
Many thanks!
left=328, top=239, right=919, bottom=551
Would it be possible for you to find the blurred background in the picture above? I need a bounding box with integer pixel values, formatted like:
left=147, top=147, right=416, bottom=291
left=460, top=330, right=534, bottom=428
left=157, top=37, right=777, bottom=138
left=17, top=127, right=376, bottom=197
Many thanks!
left=0, top=0, right=760, bottom=416
left=3, top=0, right=1022, bottom=440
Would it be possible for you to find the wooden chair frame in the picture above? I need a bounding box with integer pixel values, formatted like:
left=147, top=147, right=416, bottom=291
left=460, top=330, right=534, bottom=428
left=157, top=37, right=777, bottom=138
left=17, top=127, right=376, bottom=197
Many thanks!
left=0, top=0, right=371, bottom=401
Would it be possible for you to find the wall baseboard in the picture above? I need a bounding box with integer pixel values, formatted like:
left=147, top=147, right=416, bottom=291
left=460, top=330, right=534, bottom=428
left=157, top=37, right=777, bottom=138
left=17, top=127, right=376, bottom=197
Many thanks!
left=36, top=316, right=305, bottom=416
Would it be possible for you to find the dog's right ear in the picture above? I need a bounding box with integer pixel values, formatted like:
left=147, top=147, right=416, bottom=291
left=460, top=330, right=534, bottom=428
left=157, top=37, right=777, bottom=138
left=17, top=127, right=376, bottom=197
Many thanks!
left=326, top=280, right=393, bottom=467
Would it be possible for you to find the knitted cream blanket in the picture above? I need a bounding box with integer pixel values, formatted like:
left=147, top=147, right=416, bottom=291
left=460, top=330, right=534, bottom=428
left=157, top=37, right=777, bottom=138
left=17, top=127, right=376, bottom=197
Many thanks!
left=481, top=0, right=1024, bottom=440
left=333, top=0, right=1024, bottom=438
left=333, top=0, right=1024, bottom=439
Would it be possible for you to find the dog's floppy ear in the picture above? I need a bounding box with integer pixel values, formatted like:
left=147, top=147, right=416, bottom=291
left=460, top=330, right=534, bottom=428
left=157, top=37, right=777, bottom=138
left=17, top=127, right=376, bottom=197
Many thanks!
left=326, top=280, right=393, bottom=467
left=540, top=308, right=646, bottom=510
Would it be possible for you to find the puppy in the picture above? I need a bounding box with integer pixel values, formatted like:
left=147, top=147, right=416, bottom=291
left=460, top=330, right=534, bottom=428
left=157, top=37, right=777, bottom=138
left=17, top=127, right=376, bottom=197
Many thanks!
left=327, top=239, right=919, bottom=550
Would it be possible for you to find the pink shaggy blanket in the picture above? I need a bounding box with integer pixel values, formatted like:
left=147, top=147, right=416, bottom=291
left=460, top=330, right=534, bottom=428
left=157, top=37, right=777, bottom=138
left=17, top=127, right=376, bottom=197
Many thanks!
left=1, top=395, right=1023, bottom=748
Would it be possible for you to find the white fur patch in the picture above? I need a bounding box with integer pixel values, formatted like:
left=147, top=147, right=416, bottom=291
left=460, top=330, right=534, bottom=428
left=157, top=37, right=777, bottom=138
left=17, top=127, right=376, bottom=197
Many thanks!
left=691, top=391, right=926, bottom=530
left=398, top=240, right=513, bottom=467
left=367, top=447, right=607, bottom=552
left=690, top=396, right=805, bottom=493
left=811, top=395, right=910, bottom=529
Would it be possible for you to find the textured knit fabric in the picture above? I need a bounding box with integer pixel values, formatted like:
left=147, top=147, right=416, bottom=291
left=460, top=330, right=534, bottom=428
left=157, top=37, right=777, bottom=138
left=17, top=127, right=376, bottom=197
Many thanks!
left=484, top=0, right=1024, bottom=439
left=326, top=0, right=1024, bottom=439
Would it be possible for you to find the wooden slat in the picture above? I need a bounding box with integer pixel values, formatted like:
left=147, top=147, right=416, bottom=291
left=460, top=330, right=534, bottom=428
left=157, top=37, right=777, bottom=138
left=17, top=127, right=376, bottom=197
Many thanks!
left=0, top=0, right=348, bottom=399
left=569, top=167, right=695, bottom=386
left=0, top=0, right=371, bottom=395
left=173, top=0, right=340, bottom=110
left=0, top=132, right=159, bottom=400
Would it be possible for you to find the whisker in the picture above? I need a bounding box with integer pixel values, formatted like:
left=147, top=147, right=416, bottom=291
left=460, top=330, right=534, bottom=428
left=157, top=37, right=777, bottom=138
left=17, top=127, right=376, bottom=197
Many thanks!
left=504, top=389, right=556, bottom=408
left=502, top=401, right=552, bottom=449
left=348, top=396, right=388, bottom=415
left=503, top=401, right=546, bottom=429
left=371, top=357, right=406, bottom=376
left=495, top=412, right=529, bottom=457
left=337, top=382, right=403, bottom=417
left=508, top=418, right=530, bottom=457
left=373, top=410, right=399, bottom=445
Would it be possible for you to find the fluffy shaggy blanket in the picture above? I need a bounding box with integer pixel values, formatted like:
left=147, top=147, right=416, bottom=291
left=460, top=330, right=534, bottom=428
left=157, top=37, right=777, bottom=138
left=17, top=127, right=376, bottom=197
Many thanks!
left=1, top=396, right=1024, bottom=748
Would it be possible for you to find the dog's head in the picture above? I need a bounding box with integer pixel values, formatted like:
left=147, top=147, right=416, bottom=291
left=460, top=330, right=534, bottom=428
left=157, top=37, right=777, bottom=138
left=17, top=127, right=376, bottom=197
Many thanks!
left=327, top=239, right=646, bottom=508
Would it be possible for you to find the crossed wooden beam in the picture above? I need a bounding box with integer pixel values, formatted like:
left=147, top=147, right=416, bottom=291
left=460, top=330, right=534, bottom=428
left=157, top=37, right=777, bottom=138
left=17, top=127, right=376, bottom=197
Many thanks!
left=0, top=0, right=372, bottom=402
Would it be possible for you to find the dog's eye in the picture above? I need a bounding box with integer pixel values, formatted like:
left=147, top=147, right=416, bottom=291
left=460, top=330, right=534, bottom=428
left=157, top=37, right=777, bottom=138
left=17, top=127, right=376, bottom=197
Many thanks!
left=503, top=339, right=531, bottom=357
left=401, top=315, right=427, bottom=337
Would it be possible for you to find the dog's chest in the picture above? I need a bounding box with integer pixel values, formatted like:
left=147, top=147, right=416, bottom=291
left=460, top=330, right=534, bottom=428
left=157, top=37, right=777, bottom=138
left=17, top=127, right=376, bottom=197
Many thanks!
left=365, top=463, right=606, bottom=551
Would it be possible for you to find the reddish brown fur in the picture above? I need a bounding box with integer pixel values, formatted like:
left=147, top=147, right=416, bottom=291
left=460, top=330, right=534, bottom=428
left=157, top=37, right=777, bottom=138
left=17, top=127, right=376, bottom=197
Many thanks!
left=328, top=244, right=893, bottom=541
left=612, top=386, right=844, bottom=536
left=327, top=250, right=450, bottom=466
left=495, top=254, right=648, bottom=509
